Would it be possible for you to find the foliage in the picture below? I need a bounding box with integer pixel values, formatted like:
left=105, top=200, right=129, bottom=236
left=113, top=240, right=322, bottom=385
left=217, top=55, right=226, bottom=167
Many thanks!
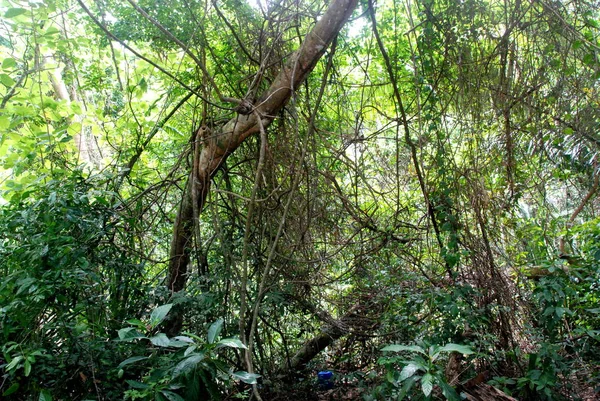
left=116, top=309, right=259, bottom=400
left=373, top=343, right=474, bottom=401
left=0, top=0, right=599, bottom=399
left=0, top=172, right=147, bottom=399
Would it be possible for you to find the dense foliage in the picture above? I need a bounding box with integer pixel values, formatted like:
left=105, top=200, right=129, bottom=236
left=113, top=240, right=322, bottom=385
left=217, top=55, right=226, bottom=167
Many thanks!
left=0, top=0, right=599, bottom=400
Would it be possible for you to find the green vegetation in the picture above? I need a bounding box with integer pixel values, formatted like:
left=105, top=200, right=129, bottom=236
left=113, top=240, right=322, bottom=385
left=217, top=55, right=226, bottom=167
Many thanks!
left=0, top=0, right=599, bottom=400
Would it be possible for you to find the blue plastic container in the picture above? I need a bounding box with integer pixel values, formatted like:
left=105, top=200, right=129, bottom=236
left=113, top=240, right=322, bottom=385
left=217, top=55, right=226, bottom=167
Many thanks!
left=317, top=370, right=334, bottom=389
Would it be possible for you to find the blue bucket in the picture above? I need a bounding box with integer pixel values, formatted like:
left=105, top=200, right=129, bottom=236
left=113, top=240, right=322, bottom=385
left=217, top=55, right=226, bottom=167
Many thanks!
left=317, top=370, right=334, bottom=389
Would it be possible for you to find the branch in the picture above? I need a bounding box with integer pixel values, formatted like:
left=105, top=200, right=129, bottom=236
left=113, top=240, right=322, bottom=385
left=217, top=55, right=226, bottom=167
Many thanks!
left=125, top=0, right=241, bottom=106
left=75, top=0, right=230, bottom=110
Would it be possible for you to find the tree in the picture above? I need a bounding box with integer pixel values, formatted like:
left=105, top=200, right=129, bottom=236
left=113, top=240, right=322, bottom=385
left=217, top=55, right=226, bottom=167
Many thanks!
left=1, top=0, right=599, bottom=399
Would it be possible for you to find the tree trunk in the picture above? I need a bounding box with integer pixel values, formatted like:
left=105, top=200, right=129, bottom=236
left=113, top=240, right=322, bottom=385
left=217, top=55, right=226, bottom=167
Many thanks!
left=167, top=0, right=359, bottom=298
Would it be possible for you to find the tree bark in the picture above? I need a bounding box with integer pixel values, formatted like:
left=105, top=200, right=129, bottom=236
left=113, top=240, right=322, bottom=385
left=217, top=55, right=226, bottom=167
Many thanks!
left=167, top=0, right=359, bottom=296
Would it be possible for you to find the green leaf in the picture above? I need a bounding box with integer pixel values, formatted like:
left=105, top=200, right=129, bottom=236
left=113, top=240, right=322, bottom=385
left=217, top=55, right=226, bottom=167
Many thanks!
left=232, top=371, right=261, bottom=384
left=438, top=379, right=461, bottom=401
left=24, top=360, right=31, bottom=376
left=0, top=73, right=15, bottom=87
left=150, top=333, right=171, bottom=347
left=117, top=327, right=145, bottom=340
left=173, top=354, right=204, bottom=378
left=39, top=389, right=53, bottom=401
left=117, top=356, right=148, bottom=369
left=6, top=355, right=23, bottom=371
left=0, top=115, right=9, bottom=130
left=2, top=383, right=19, bottom=396
left=126, top=380, right=150, bottom=389
left=2, top=58, right=16, bottom=69
left=421, top=373, right=433, bottom=397
left=4, top=8, right=27, bottom=18
left=160, top=390, right=185, bottom=401
left=125, top=318, right=146, bottom=328
left=173, top=335, right=195, bottom=343
left=438, top=344, right=475, bottom=355
left=399, top=362, right=422, bottom=381
left=149, top=304, right=173, bottom=328
left=208, top=318, right=224, bottom=344
left=397, top=375, right=418, bottom=400
left=44, top=27, right=60, bottom=36
left=381, top=344, right=425, bottom=354
left=216, top=337, right=247, bottom=349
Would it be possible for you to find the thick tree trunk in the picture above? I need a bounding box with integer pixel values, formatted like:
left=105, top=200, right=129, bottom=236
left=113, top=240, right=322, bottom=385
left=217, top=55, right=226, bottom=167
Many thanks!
left=167, top=0, right=359, bottom=296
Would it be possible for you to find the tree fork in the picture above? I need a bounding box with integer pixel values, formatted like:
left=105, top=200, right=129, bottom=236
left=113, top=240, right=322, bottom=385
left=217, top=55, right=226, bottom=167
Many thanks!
left=167, top=0, right=359, bottom=296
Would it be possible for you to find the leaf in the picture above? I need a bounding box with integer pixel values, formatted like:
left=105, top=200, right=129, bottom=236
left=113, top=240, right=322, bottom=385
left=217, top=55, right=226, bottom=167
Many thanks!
left=438, top=344, right=475, bottom=355
left=125, top=318, right=146, bottom=328
left=2, top=58, right=16, bottom=69
left=438, top=379, right=461, bottom=401
left=117, top=327, right=145, bottom=340
left=0, top=73, right=15, bottom=87
left=39, top=389, right=53, bottom=401
left=160, top=390, right=185, bottom=401
left=2, top=383, right=19, bottom=396
left=421, top=373, right=434, bottom=397
left=4, top=8, right=26, bottom=18
left=117, top=356, right=148, bottom=369
left=173, top=335, right=195, bottom=343
left=208, top=318, right=224, bottom=344
left=232, top=371, right=261, bottom=384
left=216, top=337, right=247, bottom=349
left=150, top=333, right=171, bottom=347
left=397, top=375, right=418, bottom=400
left=125, top=380, right=150, bottom=389
left=381, top=344, right=425, bottom=354
left=6, top=355, right=23, bottom=371
left=173, top=354, right=204, bottom=378
left=184, top=345, right=197, bottom=356
left=44, top=27, right=60, bottom=36
left=24, top=360, right=31, bottom=376
left=149, top=304, right=173, bottom=328
left=0, top=115, right=9, bottom=129
left=399, top=362, right=421, bottom=381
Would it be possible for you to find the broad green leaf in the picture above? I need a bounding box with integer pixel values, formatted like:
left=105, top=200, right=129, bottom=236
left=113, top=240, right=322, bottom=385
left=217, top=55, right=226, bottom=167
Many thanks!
left=150, top=333, right=171, bottom=347
left=438, top=379, right=461, bottom=401
left=2, top=58, right=16, bottom=69
left=232, top=371, right=261, bottom=384
left=117, top=327, right=145, bottom=340
left=44, top=27, right=60, bottom=36
left=399, top=362, right=421, bottom=381
left=184, top=345, right=197, bottom=356
left=24, top=360, right=31, bottom=376
left=125, top=380, right=150, bottom=389
left=4, top=8, right=26, bottom=18
left=168, top=339, right=190, bottom=348
left=0, top=73, right=15, bottom=87
left=397, top=375, right=418, bottom=400
left=173, top=354, right=204, bottom=378
left=208, top=318, right=224, bottom=344
left=173, top=335, right=195, bottom=343
left=6, top=355, right=23, bottom=370
left=125, top=318, right=146, bottom=328
left=149, top=304, right=173, bottom=328
left=117, top=356, right=148, bottom=369
left=2, top=383, right=19, bottom=396
left=160, top=390, right=185, bottom=401
left=67, top=122, right=82, bottom=136
left=39, top=389, right=53, bottom=401
left=381, top=344, right=425, bottom=354
left=216, top=337, right=247, bottom=349
left=0, top=115, right=9, bottom=130
left=438, top=344, right=474, bottom=355
left=421, top=373, right=433, bottom=397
